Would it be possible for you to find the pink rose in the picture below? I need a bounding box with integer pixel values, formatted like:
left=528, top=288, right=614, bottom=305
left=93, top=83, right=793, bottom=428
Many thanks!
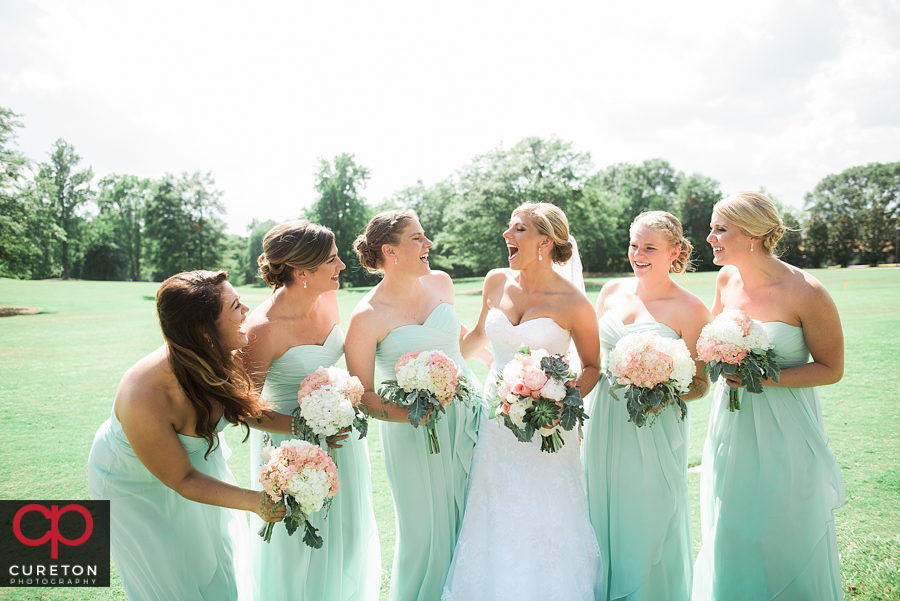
left=522, top=367, right=548, bottom=391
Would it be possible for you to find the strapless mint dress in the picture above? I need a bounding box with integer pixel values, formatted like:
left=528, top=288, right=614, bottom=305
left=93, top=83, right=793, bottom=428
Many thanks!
left=693, top=322, right=845, bottom=601
left=249, top=325, right=380, bottom=601
left=581, top=313, right=693, bottom=601
left=88, top=410, right=250, bottom=600
left=374, top=303, right=480, bottom=601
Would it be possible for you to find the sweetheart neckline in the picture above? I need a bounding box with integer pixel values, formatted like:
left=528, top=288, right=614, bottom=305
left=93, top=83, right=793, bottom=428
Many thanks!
left=278, top=324, right=341, bottom=353
left=488, top=307, right=565, bottom=330
left=384, top=302, right=453, bottom=335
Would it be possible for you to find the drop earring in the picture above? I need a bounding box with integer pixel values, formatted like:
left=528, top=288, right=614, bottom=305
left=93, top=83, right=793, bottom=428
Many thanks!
left=394, top=256, right=398, bottom=265
left=751, top=242, right=755, bottom=252
left=303, top=280, right=307, bottom=289
left=538, top=248, right=543, bottom=261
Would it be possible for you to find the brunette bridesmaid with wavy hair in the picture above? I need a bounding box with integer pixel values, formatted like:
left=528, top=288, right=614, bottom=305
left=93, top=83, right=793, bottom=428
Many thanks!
left=239, top=220, right=380, bottom=601
left=345, top=210, right=479, bottom=601
left=88, top=270, right=288, bottom=600
left=693, top=192, right=845, bottom=601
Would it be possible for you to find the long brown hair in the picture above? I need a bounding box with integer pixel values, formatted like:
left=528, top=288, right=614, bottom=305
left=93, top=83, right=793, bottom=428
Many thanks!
left=156, top=270, right=269, bottom=457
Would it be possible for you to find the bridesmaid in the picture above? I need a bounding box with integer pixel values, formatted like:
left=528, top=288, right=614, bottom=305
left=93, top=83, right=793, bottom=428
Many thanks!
left=582, top=211, right=712, bottom=601
left=693, top=192, right=845, bottom=600
left=239, top=220, right=381, bottom=601
left=345, top=210, right=479, bottom=601
left=88, top=270, right=286, bottom=600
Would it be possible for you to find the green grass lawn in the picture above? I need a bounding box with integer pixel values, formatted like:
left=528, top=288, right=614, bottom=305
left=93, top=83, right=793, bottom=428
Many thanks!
left=0, top=267, right=897, bottom=600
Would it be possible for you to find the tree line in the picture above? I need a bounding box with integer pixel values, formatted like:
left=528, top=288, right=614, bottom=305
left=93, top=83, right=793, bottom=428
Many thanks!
left=2, top=106, right=898, bottom=286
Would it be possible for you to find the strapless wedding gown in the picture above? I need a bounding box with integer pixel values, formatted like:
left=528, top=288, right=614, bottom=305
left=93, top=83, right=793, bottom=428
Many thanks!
left=442, top=308, right=600, bottom=601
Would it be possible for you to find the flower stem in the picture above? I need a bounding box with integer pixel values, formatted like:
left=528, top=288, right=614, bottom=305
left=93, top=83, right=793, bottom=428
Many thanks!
left=729, top=387, right=741, bottom=411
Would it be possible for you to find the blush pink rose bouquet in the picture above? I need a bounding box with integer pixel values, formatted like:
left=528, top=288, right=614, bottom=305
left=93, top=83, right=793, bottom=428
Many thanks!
left=697, top=308, right=780, bottom=411
left=608, top=331, right=695, bottom=427
left=491, top=346, right=587, bottom=453
left=379, top=350, right=474, bottom=454
left=257, top=439, right=340, bottom=547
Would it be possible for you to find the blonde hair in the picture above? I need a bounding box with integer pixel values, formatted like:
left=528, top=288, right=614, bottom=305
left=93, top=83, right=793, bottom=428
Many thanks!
left=511, top=202, right=573, bottom=264
left=713, top=192, right=787, bottom=254
left=630, top=211, right=695, bottom=273
left=354, top=210, right=417, bottom=274
left=257, top=220, right=335, bottom=289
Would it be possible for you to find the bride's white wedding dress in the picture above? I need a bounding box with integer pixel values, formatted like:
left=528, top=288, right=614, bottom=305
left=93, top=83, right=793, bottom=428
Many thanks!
left=442, top=308, right=601, bottom=600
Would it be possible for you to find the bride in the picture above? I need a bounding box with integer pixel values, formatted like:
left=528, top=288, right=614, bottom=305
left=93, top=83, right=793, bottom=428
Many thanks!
left=443, top=202, right=602, bottom=600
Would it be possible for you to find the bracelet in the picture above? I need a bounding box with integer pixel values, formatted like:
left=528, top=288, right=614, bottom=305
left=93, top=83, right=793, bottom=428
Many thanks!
left=291, top=418, right=299, bottom=437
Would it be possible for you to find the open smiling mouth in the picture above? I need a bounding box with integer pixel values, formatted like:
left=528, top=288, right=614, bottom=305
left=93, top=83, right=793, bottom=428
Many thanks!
left=507, top=245, right=519, bottom=260
left=420, top=253, right=429, bottom=264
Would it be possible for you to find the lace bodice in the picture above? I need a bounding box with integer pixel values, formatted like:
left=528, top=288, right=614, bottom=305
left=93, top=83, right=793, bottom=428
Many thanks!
left=485, top=308, right=572, bottom=370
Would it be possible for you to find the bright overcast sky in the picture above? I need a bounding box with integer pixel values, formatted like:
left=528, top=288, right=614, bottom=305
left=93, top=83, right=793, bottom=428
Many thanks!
left=1, top=0, right=898, bottom=234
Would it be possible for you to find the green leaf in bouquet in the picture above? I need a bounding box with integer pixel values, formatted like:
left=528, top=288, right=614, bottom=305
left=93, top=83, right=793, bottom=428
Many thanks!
left=302, top=519, right=324, bottom=549
left=559, top=403, right=588, bottom=431
left=518, top=345, right=531, bottom=354
left=290, top=408, right=322, bottom=446
left=723, top=363, right=737, bottom=376
left=647, top=389, right=662, bottom=409
left=561, top=385, right=582, bottom=406
left=354, top=413, right=368, bottom=439
left=524, top=398, right=560, bottom=429
left=406, top=391, right=429, bottom=427
left=501, top=412, right=536, bottom=443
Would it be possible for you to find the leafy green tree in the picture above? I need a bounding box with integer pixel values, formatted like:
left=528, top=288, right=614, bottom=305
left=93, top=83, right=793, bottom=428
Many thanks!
left=804, top=212, right=830, bottom=268
left=829, top=212, right=858, bottom=267
left=244, top=219, right=278, bottom=285
left=0, top=107, right=39, bottom=278
left=858, top=203, right=894, bottom=266
left=79, top=213, right=129, bottom=281
left=144, top=172, right=226, bottom=280
left=96, top=174, right=154, bottom=280
left=35, top=139, right=94, bottom=279
left=806, top=162, right=900, bottom=217
left=306, top=154, right=372, bottom=286
left=573, top=182, right=626, bottom=273
left=779, top=209, right=804, bottom=267
left=675, top=174, right=721, bottom=271
left=442, top=137, right=593, bottom=276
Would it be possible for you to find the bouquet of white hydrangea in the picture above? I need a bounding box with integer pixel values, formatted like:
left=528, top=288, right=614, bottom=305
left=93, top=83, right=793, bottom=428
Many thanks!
left=292, top=367, right=368, bottom=455
left=697, top=308, right=780, bottom=411
left=258, top=439, right=339, bottom=547
left=379, top=350, right=474, bottom=454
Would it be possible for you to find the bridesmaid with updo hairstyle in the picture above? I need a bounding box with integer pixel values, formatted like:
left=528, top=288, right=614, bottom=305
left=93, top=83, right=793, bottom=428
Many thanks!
left=345, top=210, right=479, bottom=601
left=693, top=192, right=845, bottom=601
left=240, top=220, right=381, bottom=601
left=582, top=211, right=712, bottom=601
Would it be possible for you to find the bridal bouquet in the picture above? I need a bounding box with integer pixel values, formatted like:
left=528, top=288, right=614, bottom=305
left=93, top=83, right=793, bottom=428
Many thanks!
left=697, top=308, right=780, bottom=411
left=258, top=439, right=340, bottom=547
left=292, top=367, right=368, bottom=452
left=379, top=350, right=474, bottom=454
left=608, top=332, right=695, bottom=427
left=491, top=346, right=587, bottom=453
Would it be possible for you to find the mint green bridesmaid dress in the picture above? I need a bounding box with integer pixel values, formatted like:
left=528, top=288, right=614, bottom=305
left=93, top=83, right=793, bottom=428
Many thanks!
left=374, top=303, right=479, bottom=601
left=249, top=326, right=381, bottom=601
left=88, top=411, right=251, bottom=600
left=693, top=322, right=845, bottom=600
left=582, top=312, right=693, bottom=601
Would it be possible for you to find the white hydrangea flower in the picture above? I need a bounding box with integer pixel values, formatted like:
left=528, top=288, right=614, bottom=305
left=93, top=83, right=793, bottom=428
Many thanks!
left=654, top=336, right=695, bottom=392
